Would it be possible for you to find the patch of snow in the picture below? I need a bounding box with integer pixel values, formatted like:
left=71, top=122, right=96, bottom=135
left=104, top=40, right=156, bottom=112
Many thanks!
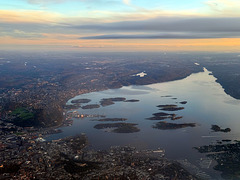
left=133, top=72, right=147, bottom=78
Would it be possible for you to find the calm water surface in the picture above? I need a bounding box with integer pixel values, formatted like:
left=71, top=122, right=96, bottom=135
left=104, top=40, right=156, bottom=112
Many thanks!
left=48, top=68, right=240, bottom=179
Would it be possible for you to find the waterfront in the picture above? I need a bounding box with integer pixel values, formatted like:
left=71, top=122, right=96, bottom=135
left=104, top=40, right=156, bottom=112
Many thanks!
left=48, top=67, right=240, bottom=179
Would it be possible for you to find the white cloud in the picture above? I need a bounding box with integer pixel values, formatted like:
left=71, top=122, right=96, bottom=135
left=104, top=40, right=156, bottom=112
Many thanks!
left=27, top=0, right=65, bottom=5
left=123, top=0, right=131, bottom=5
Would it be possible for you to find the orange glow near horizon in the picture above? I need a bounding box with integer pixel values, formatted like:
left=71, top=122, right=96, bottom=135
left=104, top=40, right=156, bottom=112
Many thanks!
left=1, top=35, right=240, bottom=52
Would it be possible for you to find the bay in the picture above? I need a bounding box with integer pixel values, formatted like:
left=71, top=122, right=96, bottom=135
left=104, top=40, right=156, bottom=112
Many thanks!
left=48, top=68, right=240, bottom=179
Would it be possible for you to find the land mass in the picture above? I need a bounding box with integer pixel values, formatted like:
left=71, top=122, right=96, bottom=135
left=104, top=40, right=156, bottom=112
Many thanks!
left=0, top=134, right=198, bottom=179
left=195, top=141, right=240, bottom=179
left=211, top=125, right=231, bottom=133
left=201, top=54, right=240, bottom=99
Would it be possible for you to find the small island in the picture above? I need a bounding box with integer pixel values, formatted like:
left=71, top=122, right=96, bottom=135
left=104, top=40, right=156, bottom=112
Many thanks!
left=94, top=123, right=140, bottom=133
left=147, top=112, right=183, bottom=121
left=179, top=101, right=187, bottom=104
left=147, top=112, right=174, bottom=120
left=100, top=99, right=115, bottom=106
left=171, top=115, right=183, bottom=120
left=71, top=99, right=91, bottom=104
left=81, top=104, right=100, bottom=109
left=157, top=104, right=177, bottom=108
left=110, top=97, right=126, bottom=101
left=98, top=118, right=127, bottom=122
left=153, top=122, right=196, bottom=130
left=222, top=139, right=231, bottom=142
left=157, top=104, right=184, bottom=111
left=160, top=107, right=184, bottom=111
left=211, top=125, right=231, bottom=133
left=147, top=116, right=169, bottom=120
left=124, top=99, right=140, bottom=102
left=100, top=97, right=126, bottom=107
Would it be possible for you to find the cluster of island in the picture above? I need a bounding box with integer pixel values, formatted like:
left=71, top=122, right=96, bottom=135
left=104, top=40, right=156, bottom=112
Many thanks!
left=144, top=100, right=198, bottom=130
left=66, top=96, right=197, bottom=133
left=68, top=97, right=140, bottom=110
left=66, top=97, right=142, bottom=133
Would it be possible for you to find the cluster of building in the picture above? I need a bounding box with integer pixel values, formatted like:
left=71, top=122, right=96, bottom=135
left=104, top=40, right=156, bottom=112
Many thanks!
left=0, top=121, right=197, bottom=180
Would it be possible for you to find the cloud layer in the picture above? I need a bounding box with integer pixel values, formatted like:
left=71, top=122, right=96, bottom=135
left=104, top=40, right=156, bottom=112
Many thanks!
left=80, top=33, right=240, bottom=40
left=1, top=0, right=240, bottom=51
left=78, top=17, right=240, bottom=39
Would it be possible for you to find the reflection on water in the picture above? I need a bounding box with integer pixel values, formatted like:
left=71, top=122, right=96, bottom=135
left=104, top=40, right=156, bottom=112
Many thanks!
left=48, top=68, right=240, bottom=179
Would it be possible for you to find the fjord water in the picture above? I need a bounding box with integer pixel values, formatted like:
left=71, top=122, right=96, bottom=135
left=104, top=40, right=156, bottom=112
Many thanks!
left=49, top=68, right=240, bottom=178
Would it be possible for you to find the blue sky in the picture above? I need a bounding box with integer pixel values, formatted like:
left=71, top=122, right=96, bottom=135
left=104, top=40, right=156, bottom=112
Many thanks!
left=0, top=0, right=206, bottom=14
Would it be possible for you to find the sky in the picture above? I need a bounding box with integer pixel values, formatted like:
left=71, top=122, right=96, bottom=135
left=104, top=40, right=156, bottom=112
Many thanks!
left=1, top=0, right=240, bottom=52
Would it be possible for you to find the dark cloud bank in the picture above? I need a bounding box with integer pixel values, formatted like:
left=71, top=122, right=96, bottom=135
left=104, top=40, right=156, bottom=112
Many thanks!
left=78, top=17, right=240, bottom=39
